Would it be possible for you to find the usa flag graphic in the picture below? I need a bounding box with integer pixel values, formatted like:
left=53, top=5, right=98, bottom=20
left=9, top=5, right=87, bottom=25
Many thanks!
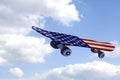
left=80, top=38, right=115, bottom=51
left=32, top=26, right=115, bottom=52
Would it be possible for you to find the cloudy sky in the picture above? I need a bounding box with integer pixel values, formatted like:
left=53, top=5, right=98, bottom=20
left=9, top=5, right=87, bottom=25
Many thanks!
left=0, top=0, right=120, bottom=80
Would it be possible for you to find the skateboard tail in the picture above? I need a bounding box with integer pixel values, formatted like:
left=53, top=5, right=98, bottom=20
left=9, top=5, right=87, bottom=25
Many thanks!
left=80, top=38, right=115, bottom=52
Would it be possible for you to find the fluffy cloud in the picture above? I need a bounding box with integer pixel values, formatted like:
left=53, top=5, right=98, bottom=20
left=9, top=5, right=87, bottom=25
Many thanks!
left=0, top=34, right=53, bottom=65
left=9, top=67, right=24, bottom=77
left=0, top=0, right=80, bottom=34
left=0, top=1, right=86, bottom=79
left=25, top=61, right=120, bottom=80
left=0, top=0, right=80, bottom=66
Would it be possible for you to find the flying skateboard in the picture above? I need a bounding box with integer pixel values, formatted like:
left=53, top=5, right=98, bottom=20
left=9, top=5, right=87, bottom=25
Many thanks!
left=32, top=26, right=115, bottom=58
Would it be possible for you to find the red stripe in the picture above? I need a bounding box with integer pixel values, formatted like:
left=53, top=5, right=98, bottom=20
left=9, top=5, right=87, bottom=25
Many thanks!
left=80, top=38, right=97, bottom=42
left=85, top=42, right=115, bottom=48
left=89, top=47, right=113, bottom=51
left=88, top=44, right=114, bottom=51
left=102, top=42, right=112, bottom=44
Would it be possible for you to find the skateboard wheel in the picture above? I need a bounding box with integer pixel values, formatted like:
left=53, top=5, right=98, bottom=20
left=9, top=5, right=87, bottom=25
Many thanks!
left=61, top=47, right=71, bottom=56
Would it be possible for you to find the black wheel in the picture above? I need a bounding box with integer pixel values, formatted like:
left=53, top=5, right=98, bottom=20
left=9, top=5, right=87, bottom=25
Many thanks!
left=91, top=48, right=99, bottom=53
left=61, top=47, right=71, bottom=57
left=50, top=41, right=59, bottom=49
left=98, top=52, right=105, bottom=58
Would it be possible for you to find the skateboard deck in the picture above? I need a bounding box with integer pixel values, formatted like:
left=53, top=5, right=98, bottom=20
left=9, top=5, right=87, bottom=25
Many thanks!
left=32, top=26, right=115, bottom=52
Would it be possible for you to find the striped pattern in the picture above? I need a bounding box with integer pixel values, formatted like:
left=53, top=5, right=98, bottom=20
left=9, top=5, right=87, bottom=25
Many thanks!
left=80, top=38, right=115, bottom=52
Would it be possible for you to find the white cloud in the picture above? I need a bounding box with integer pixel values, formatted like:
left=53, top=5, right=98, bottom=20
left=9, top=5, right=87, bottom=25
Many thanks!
left=9, top=67, right=24, bottom=77
left=0, top=34, right=53, bottom=65
left=0, top=0, right=80, bottom=35
left=0, top=57, right=7, bottom=66
left=105, top=41, right=120, bottom=57
left=25, top=61, right=120, bottom=80
left=0, top=0, right=80, bottom=66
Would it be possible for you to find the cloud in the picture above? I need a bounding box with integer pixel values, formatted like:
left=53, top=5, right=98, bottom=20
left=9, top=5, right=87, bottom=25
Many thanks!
left=0, top=0, right=80, bottom=34
left=0, top=57, right=7, bottom=66
left=0, top=34, right=53, bottom=65
left=25, top=61, right=120, bottom=80
left=9, top=67, right=24, bottom=77
left=0, top=0, right=80, bottom=66
left=105, top=41, right=120, bottom=57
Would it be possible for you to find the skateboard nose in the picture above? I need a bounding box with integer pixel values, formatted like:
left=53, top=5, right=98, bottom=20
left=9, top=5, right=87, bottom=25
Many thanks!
left=32, top=26, right=36, bottom=30
left=32, top=26, right=42, bottom=32
left=32, top=26, right=39, bottom=30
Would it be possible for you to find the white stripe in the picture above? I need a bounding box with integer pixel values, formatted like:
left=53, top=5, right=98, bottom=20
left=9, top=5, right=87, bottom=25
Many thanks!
left=89, top=44, right=114, bottom=50
left=83, top=40, right=113, bottom=46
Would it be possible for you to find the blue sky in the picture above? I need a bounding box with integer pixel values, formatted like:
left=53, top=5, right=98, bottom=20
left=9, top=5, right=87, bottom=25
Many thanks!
left=0, top=0, right=120, bottom=80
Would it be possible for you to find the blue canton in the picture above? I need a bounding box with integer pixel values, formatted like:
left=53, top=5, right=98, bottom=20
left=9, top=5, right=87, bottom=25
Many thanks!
left=36, top=28, right=90, bottom=48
